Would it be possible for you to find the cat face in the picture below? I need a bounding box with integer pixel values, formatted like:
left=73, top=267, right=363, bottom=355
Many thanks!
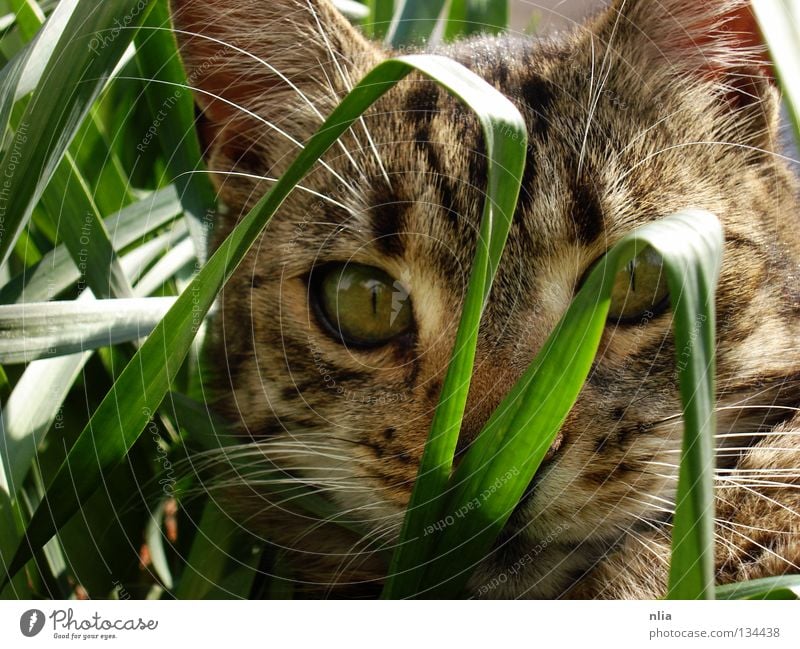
left=172, top=0, right=800, bottom=596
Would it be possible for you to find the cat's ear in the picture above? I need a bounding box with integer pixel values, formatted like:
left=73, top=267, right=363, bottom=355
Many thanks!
left=170, top=0, right=379, bottom=158
left=604, top=0, right=775, bottom=112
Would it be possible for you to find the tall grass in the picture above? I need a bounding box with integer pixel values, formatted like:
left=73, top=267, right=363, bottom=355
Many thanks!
left=0, top=0, right=798, bottom=600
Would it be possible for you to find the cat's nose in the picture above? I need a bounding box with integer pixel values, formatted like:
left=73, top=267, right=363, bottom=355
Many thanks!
left=452, top=352, right=565, bottom=464
left=453, top=362, right=521, bottom=457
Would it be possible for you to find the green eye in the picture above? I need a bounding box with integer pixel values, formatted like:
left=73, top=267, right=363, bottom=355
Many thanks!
left=607, top=246, right=670, bottom=323
left=313, top=263, right=413, bottom=347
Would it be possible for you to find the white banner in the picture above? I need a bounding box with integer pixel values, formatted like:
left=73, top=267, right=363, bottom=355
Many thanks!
left=0, top=600, right=798, bottom=648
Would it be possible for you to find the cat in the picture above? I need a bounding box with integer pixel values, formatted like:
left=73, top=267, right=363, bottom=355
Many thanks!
left=170, top=0, right=800, bottom=598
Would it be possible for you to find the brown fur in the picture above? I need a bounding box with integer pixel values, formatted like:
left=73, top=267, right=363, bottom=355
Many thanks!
left=171, top=0, right=800, bottom=597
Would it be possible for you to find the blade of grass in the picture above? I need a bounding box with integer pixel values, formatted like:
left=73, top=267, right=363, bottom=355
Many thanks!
left=0, top=0, right=78, bottom=133
left=6, top=0, right=44, bottom=39
left=209, top=552, right=261, bottom=600
left=0, top=232, right=182, bottom=586
left=265, top=552, right=295, bottom=599
left=444, top=0, right=508, bottom=41
left=1, top=229, right=191, bottom=542
left=12, top=0, right=141, bottom=221
left=385, top=0, right=446, bottom=47
left=132, top=236, right=194, bottom=297
left=0, top=31, right=28, bottom=138
left=17, top=3, right=140, bottom=216
left=69, top=106, right=136, bottom=217
left=392, top=210, right=722, bottom=598
left=0, top=296, right=177, bottom=363
left=38, top=152, right=134, bottom=299
left=0, top=364, right=8, bottom=400
left=753, top=0, right=800, bottom=139
left=22, top=465, right=70, bottom=597
left=122, top=228, right=189, bottom=287
left=365, top=0, right=394, bottom=39
left=0, top=351, right=88, bottom=497
left=134, top=1, right=216, bottom=263
left=1, top=186, right=183, bottom=304
left=0, top=34, right=28, bottom=133
left=173, top=499, right=240, bottom=599
left=716, top=575, right=800, bottom=600
left=11, top=228, right=42, bottom=267
left=3, top=53, right=527, bottom=586
left=0, top=489, right=31, bottom=597
left=0, top=0, right=155, bottom=268
left=144, top=500, right=174, bottom=590
left=381, top=68, right=526, bottom=597
left=0, top=425, right=33, bottom=597
left=333, top=0, right=370, bottom=22
left=665, top=220, right=720, bottom=602
left=0, top=13, right=14, bottom=32
left=162, top=391, right=237, bottom=451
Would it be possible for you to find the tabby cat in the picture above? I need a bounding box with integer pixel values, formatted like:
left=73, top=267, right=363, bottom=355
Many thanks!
left=171, top=0, right=800, bottom=598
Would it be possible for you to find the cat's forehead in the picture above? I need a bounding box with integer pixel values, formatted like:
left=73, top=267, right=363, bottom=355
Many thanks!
left=307, top=38, right=594, bottom=252
left=274, top=31, right=765, bottom=293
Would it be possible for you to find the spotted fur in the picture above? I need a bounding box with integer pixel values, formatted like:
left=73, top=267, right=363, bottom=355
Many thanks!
left=171, top=0, right=800, bottom=597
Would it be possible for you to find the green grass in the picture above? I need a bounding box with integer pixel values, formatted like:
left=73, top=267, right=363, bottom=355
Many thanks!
left=0, top=0, right=799, bottom=600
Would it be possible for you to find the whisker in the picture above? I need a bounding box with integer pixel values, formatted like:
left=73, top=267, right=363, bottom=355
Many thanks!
left=304, top=2, right=385, bottom=192
left=117, top=75, right=360, bottom=197
left=620, top=140, right=800, bottom=183
left=617, top=522, right=670, bottom=568
left=327, top=524, right=397, bottom=593
left=577, top=29, right=596, bottom=176
left=716, top=405, right=800, bottom=414
left=716, top=480, right=800, bottom=518
left=158, top=24, right=371, bottom=186
left=173, top=170, right=359, bottom=215
left=578, top=3, right=625, bottom=176
left=715, top=519, right=800, bottom=571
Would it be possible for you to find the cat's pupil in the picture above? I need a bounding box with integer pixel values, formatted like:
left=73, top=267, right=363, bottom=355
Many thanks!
left=313, top=263, right=413, bottom=347
left=608, top=247, right=670, bottom=323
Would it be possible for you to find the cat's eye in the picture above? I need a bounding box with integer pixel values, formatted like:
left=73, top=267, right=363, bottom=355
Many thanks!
left=605, top=247, right=670, bottom=323
left=312, top=263, right=413, bottom=347
left=608, top=246, right=669, bottom=323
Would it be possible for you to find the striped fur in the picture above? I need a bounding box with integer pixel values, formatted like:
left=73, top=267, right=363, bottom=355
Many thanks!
left=172, top=0, right=800, bottom=597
